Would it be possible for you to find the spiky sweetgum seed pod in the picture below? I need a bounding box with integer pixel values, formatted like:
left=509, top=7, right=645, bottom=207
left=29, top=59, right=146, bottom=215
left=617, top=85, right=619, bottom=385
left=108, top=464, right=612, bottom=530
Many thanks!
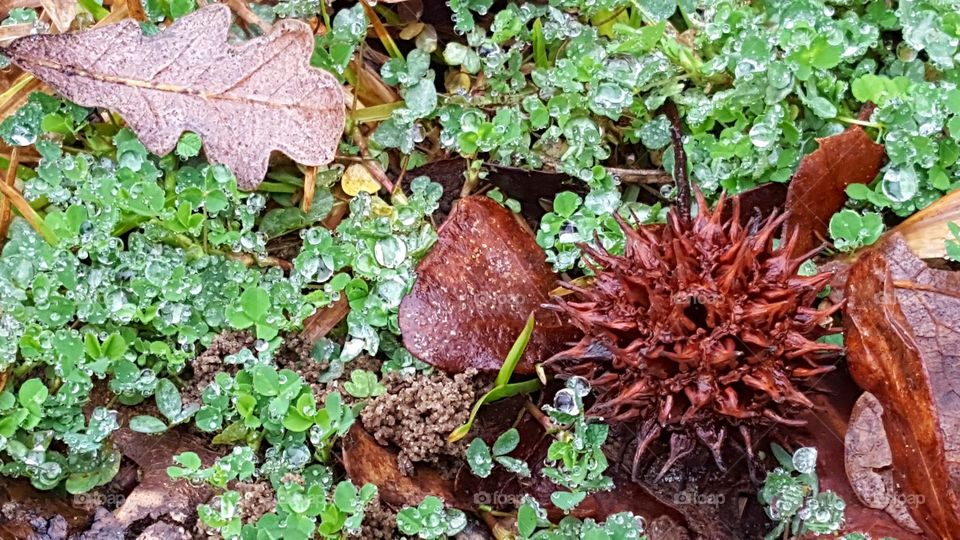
left=545, top=191, right=842, bottom=473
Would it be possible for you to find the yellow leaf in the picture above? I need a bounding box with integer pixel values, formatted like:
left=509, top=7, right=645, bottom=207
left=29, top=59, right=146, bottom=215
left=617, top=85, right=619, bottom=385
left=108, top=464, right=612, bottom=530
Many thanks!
left=341, top=163, right=382, bottom=196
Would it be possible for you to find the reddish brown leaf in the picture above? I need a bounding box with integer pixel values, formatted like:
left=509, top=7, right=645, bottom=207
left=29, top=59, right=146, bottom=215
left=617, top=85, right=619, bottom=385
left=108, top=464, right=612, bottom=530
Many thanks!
left=399, top=196, right=579, bottom=374
left=784, top=125, right=885, bottom=256
left=341, top=425, right=458, bottom=508
left=300, top=295, right=349, bottom=346
left=845, top=392, right=923, bottom=533
left=5, top=5, right=344, bottom=189
left=111, top=428, right=219, bottom=528
left=797, top=371, right=925, bottom=539
left=845, top=233, right=960, bottom=539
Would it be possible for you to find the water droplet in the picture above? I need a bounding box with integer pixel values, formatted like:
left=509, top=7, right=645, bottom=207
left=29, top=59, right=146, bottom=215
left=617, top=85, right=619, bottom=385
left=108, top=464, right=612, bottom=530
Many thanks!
left=792, top=446, right=817, bottom=474
left=881, top=166, right=919, bottom=203
left=553, top=388, right=580, bottom=415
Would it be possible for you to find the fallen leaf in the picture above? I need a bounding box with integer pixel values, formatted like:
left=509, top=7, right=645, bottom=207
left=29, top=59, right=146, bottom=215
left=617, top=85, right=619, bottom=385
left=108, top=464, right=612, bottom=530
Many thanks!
left=892, top=187, right=960, bottom=259
left=39, top=0, right=76, bottom=33
left=0, top=23, right=33, bottom=44
left=111, top=428, right=219, bottom=528
left=845, top=392, right=922, bottom=533
left=398, top=196, right=579, bottom=374
left=5, top=4, right=344, bottom=189
left=407, top=158, right=466, bottom=222
left=300, top=295, right=349, bottom=345
left=341, top=163, right=381, bottom=196
left=0, top=478, right=93, bottom=537
left=783, top=124, right=885, bottom=257
left=719, top=182, right=787, bottom=226
left=796, top=370, right=925, bottom=539
left=485, top=164, right=582, bottom=220
left=341, top=425, right=458, bottom=508
left=845, top=233, right=960, bottom=539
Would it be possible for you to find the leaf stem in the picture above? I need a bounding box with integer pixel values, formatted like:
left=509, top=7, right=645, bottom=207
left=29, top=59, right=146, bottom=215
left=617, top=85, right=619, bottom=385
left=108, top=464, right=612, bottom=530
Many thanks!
left=361, top=1, right=403, bottom=60
left=0, top=147, right=21, bottom=246
left=835, top=115, right=884, bottom=129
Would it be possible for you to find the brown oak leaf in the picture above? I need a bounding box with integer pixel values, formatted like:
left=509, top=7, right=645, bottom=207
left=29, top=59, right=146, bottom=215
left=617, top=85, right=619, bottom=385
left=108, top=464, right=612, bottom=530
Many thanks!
left=398, top=196, right=579, bottom=374
left=5, top=4, right=344, bottom=189
left=845, top=233, right=960, bottom=539
left=783, top=123, right=885, bottom=257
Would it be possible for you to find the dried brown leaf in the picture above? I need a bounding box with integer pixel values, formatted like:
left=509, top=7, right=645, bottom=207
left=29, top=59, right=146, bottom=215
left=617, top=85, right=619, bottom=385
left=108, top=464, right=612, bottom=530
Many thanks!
left=341, top=425, right=458, bottom=508
left=39, top=0, right=76, bottom=33
left=892, top=187, right=960, bottom=259
left=783, top=124, right=885, bottom=256
left=796, top=371, right=926, bottom=538
left=845, top=233, right=960, bottom=538
left=5, top=5, right=344, bottom=189
left=845, top=392, right=923, bottom=533
left=111, top=428, right=219, bottom=527
left=398, top=196, right=579, bottom=374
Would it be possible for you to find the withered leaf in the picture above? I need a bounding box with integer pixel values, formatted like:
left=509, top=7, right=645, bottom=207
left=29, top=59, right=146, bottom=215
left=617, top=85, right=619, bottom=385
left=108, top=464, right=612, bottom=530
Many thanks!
left=398, top=196, right=579, bottom=374
left=845, top=233, right=960, bottom=539
left=5, top=5, right=344, bottom=189
left=845, top=392, right=922, bottom=533
left=797, top=371, right=925, bottom=538
left=342, top=425, right=459, bottom=508
left=783, top=124, right=885, bottom=256
left=892, top=187, right=960, bottom=259
left=111, top=428, right=219, bottom=527
left=39, top=0, right=76, bottom=33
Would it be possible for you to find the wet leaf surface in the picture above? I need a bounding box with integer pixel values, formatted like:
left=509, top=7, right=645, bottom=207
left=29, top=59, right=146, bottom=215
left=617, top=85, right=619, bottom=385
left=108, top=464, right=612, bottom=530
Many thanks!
left=845, top=391, right=922, bottom=532
left=797, top=370, right=925, bottom=539
left=6, top=5, right=344, bottom=189
left=399, top=196, right=579, bottom=374
left=111, top=428, right=219, bottom=529
left=341, top=424, right=458, bottom=508
left=845, top=233, right=960, bottom=539
left=783, top=124, right=885, bottom=256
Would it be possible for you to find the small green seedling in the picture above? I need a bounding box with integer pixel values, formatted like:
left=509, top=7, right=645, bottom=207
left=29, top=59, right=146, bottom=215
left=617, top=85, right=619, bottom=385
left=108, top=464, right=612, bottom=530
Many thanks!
left=466, top=427, right=530, bottom=478
left=449, top=313, right=541, bottom=442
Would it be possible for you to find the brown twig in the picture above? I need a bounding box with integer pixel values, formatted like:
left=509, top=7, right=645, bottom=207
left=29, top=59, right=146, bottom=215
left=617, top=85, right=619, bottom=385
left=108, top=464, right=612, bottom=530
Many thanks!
left=125, top=0, right=146, bottom=21
left=0, top=167, right=58, bottom=245
left=604, top=167, right=673, bottom=184
left=0, top=146, right=20, bottom=244
left=224, top=0, right=272, bottom=33
left=523, top=399, right=556, bottom=433
left=661, top=100, right=690, bottom=226
left=301, top=166, right=316, bottom=213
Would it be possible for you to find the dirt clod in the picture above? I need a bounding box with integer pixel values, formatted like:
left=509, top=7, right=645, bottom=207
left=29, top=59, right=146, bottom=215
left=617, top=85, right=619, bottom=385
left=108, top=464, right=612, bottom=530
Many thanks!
left=361, top=369, right=482, bottom=475
left=234, top=482, right=277, bottom=523
left=183, top=330, right=254, bottom=404
left=359, top=494, right=397, bottom=539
